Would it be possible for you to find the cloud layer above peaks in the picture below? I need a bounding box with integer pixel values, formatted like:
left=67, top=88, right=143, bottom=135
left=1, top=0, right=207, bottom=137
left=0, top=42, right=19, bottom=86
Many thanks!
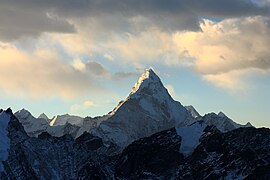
left=0, top=0, right=269, bottom=41
left=1, top=0, right=270, bottom=97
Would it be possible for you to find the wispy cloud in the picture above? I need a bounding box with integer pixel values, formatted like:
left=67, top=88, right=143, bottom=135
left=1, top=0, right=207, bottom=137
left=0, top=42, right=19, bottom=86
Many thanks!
left=1, top=0, right=270, bottom=95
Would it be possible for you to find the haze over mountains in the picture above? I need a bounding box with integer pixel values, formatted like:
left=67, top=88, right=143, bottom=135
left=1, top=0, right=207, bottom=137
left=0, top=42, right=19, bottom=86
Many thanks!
left=2, top=68, right=269, bottom=179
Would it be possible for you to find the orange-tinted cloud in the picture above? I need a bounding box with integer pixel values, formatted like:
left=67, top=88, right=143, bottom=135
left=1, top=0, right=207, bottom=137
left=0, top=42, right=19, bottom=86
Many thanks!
left=0, top=46, right=102, bottom=99
left=173, top=16, right=270, bottom=90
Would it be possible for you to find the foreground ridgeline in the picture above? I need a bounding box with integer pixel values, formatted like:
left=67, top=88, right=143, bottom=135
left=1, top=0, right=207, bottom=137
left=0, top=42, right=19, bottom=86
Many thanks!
left=1, top=69, right=267, bottom=179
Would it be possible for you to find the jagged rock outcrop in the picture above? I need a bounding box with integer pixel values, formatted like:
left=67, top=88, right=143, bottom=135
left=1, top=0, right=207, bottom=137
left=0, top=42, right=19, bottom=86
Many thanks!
left=202, top=112, right=252, bottom=132
left=0, top=109, right=114, bottom=179
left=115, top=125, right=270, bottom=179
left=1, top=108, right=269, bottom=179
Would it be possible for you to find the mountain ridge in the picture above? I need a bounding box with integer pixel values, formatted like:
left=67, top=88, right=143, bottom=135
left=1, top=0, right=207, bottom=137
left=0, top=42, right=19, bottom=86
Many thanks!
left=0, top=66, right=269, bottom=180
left=13, top=68, right=252, bottom=146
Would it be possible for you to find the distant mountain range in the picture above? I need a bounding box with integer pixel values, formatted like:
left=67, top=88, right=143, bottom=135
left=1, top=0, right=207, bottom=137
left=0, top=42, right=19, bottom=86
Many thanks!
left=2, top=68, right=269, bottom=179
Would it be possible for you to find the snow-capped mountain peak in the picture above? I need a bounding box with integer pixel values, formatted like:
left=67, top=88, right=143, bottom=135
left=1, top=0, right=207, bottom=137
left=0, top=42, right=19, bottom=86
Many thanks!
left=129, top=68, right=161, bottom=96
left=127, top=68, right=175, bottom=106
left=109, top=68, right=167, bottom=115
left=91, top=68, right=194, bottom=148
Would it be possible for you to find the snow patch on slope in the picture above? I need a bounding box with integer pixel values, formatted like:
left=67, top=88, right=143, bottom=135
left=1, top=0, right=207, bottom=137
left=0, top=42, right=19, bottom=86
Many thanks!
left=50, top=114, right=83, bottom=126
left=0, top=111, right=11, bottom=172
left=50, top=115, right=58, bottom=126
left=176, top=121, right=207, bottom=157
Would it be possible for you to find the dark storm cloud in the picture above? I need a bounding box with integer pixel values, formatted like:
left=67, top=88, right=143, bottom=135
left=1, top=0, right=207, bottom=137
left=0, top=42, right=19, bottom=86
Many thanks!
left=8, top=0, right=267, bottom=17
left=187, top=0, right=269, bottom=18
left=0, top=2, right=75, bottom=41
left=0, top=0, right=269, bottom=41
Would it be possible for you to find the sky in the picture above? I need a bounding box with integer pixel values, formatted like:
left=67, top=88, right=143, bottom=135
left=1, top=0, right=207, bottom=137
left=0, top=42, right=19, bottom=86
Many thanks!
left=1, top=0, right=270, bottom=127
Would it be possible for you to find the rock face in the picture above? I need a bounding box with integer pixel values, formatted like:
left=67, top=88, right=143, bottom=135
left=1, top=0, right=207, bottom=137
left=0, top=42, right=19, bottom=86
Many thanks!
left=14, top=109, right=49, bottom=137
left=1, top=109, right=114, bottom=179
left=115, top=128, right=183, bottom=179
left=115, top=125, right=270, bottom=179
left=1, top=108, right=270, bottom=179
left=178, top=126, right=270, bottom=179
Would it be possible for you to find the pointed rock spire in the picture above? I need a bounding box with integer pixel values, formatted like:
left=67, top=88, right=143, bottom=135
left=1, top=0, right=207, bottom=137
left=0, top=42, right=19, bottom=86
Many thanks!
left=218, top=112, right=227, bottom=118
left=15, top=108, right=32, bottom=119
left=38, top=113, right=49, bottom=120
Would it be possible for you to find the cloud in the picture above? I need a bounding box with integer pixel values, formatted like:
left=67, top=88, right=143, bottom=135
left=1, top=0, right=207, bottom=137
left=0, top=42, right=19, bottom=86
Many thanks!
left=0, top=44, right=140, bottom=99
left=1, top=1, right=270, bottom=94
left=104, top=30, right=177, bottom=66
left=72, top=58, right=86, bottom=71
left=114, top=72, right=140, bottom=80
left=174, top=16, right=270, bottom=74
left=64, top=15, right=270, bottom=91
left=83, top=101, right=96, bottom=107
left=71, top=58, right=139, bottom=80
left=104, top=53, right=114, bottom=61
left=203, top=70, right=246, bottom=91
left=25, top=15, right=270, bottom=92
left=84, top=61, right=111, bottom=77
left=172, top=16, right=270, bottom=90
left=1, top=0, right=269, bottom=41
left=0, top=46, right=104, bottom=99
left=0, top=3, right=75, bottom=41
left=70, top=100, right=100, bottom=116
